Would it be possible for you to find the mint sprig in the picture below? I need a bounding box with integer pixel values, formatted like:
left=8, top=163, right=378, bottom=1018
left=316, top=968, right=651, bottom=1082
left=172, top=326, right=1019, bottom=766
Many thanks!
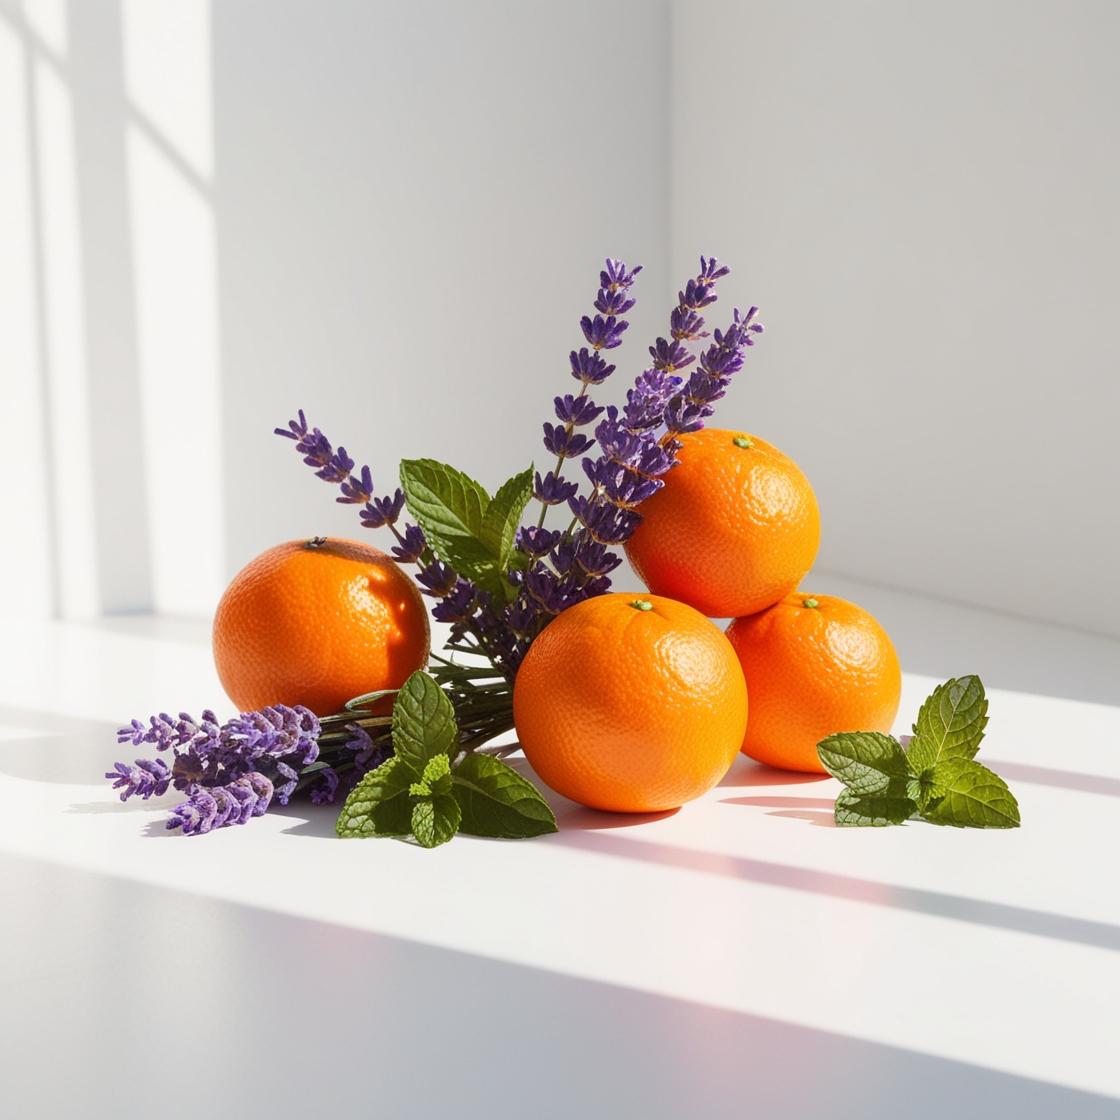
left=817, top=675, right=1020, bottom=829
left=336, top=669, right=557, bottom=847
left=399, top=459, right=533, bottom=602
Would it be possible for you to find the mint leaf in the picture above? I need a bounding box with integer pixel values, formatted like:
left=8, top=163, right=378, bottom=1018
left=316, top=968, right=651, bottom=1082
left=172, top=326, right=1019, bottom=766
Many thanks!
left=907, top=675, right=988, bottom=773
left=336, top=758, right=414, bottom=838
left=411, top=794, right=461, bottom=848
left=817, top=732, right=910, bottom=794
left=409, top=753, right=452, bottom=797
left=835, top=781, right=916, bottom=826
left=906, top=767, right=949, bottom=813
left=480, top=467, right=534, bottom=576
left=399, top=458, right=509, bottom=595
left=399, top=457, right=488, bottom=543
left=452, top=752, right=558, bottom=838
left=392, top=670, right=457, bottom=776
left=922, top=758, right=1021, bottom=828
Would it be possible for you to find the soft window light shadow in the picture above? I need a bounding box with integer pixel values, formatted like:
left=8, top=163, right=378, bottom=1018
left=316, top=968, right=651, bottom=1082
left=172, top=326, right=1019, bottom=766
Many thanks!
left=549, top=830, right=1120, bottom=954
left=983, top=760, right=1120, bottom=799
left=0, top=705, right=124, bottom=784
left=719, top=756, right=831, bottom=788
left=6, top=849, right=1118, bottom=1118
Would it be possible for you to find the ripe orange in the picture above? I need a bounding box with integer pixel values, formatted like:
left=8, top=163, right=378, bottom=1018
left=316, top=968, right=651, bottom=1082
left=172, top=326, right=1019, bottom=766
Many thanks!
left=625, top=428, right=820, bottom=618
left=726, top=593, right=900, bottom=773
left=513, top=593, right=748, bottom=812
left=212, top=537, right=429, bottom=715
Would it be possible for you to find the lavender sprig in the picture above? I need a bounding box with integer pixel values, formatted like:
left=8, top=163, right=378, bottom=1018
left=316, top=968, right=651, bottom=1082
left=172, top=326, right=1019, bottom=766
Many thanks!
left=531, top=259, right=641, bottom=528
left=495, top=256, right=761, bottom=664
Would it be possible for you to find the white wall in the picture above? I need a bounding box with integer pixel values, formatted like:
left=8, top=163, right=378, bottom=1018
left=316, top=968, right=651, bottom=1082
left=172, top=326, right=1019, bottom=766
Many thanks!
left=3, top=0, right=671, bottom=616
left=672, top=0, right=1120, bottom=637
left=6, top=0, right=1119, bottom=639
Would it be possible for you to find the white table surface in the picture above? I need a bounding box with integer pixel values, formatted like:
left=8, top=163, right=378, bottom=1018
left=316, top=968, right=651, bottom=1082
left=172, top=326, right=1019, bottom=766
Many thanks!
left=2, top=574, right=1119, bottom=1119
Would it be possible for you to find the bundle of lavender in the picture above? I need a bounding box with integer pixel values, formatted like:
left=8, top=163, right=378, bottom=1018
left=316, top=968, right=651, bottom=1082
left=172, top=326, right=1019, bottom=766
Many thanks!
left=108, top=257, right=764, bottom=843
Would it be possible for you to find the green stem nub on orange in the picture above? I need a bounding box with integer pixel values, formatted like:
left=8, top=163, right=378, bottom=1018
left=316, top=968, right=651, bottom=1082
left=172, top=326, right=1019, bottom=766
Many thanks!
left=630, top=599, right=654, bottom=612
left=802, top=597, right=820, bottom=609
left=732, top=435, right=754, bottom=449
left=307, top=536, right=328, bottom=548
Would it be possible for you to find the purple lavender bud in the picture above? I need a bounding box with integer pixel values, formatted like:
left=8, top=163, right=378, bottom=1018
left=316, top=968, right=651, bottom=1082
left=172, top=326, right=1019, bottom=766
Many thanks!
left=338, top=464, right=374, bottom=505
left=416, top=560, right=457, bottom=597
left=649, top=337, right=696, bottom=371
left=515, top=526, right=560, bottom=559
left=664, top=394, right=708, bottom=435
left=621, top=370, right=682, bottom=431
left=104, top=757, right=171, bottom=801
left=670, top=306, right=708, bottom=342
left=600, top=259, right=642, bottom=290
left=679, top=279, right=717, bottom=311
left=273, top=760, right=300, bottom=806
left=569, top=348, right=615, bottom=385
left=167, top=788, right=218, bottom=835
left=542, top=423, right=594, bottom=459
left=242, top=771, right=274, bottom=815
left=580, top=314, right=628, bottom=351
left=594, top=287, right=636, bottom=316
left=583, top=459, right=663, bottom=508
left=432, top=580, right=476, bottom=623
left=572, top=537, right=624, bottom=579
left=344, top=724, right=390, bottom=771
left=550, top=537, right=578, bottom=575
left=522, top=567, right=571, bottom=614
left=390, top=523, right=426, bottom=563
left=697, top=256, right=731, bottom=284
left=309, top=767, right=341, bottom=806
left=553, top=394, right=605, bottom=427
left=568, top=497, right=641, bottom=545
left=360, top=489, right=406, bottom=528
left=533, top=471, right=578, bottom=506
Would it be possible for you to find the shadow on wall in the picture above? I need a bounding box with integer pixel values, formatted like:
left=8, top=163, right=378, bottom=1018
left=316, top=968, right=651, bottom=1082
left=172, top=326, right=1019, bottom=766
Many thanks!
left=3, top=0, right=673, bottom=622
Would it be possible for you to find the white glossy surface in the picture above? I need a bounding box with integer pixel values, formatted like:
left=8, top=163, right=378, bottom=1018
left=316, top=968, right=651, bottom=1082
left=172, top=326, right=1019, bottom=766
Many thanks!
left=1, top=582, right=1118, bottom=1118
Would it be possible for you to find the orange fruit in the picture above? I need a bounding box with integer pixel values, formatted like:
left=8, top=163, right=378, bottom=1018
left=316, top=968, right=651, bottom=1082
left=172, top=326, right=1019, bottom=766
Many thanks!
left=726, top=593, right=901, bottom=773
left=625, top=428, right=820, bottom=618
left=513, top=593, right=748, bottom=812
left=212, top=537, right=429, bottom=715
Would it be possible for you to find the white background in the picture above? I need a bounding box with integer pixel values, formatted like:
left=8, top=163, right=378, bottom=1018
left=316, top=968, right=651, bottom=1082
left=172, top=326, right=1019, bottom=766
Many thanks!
left=3, top=0, right=1118, bottom=638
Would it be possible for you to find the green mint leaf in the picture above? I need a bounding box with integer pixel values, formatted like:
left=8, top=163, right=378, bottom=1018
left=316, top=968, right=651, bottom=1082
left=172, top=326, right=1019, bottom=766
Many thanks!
left=452, top=752, right=559, bottom=838
left=335, top=758, right=414, bottom=838
left=835, top=780, right=916, bottom=826
left=398, top=458, right=511, bottom=597
left=392, top=670, right=458, bottom=776
left=817, top=731, right=910, bottom=794
left=906, top=767, right=949, bottom=813
left=921, top=758, right=1021, bottom=828
left=409, top=753, right=452, bottom=797
left=907, top=675, right=988, bottom=773
left=399, top=457, right=488, bottom=541
left=480, top=467, right=534, bottom=576
left=411, top=794, right=461, bottom=848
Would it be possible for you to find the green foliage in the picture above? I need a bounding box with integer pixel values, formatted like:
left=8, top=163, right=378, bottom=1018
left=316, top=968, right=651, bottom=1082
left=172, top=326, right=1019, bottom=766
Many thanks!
left=817, top=676, right=1019, bottom=829
left=336, top=670, right=557, bottom=848
left=399, top=459, right=532, bottom=601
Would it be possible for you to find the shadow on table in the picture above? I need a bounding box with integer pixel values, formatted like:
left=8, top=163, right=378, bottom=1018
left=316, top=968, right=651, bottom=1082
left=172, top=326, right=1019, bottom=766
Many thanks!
left=548, top=829, right=1120, bottom=954
left=0, top=706, right=128, bottom=786
left=721, top=794, right=837, bottom=828
left=3, top=849, right=1116, bottom=1118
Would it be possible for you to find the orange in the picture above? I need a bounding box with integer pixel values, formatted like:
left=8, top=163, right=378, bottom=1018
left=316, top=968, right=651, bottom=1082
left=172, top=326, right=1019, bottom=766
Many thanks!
left=625, top=428, right=820, bottom=618
left=212, top=537, right=429, bottom=715
left=726, top=593, right=900, bottom=773
left=513, top=593, right=747, bottom=812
